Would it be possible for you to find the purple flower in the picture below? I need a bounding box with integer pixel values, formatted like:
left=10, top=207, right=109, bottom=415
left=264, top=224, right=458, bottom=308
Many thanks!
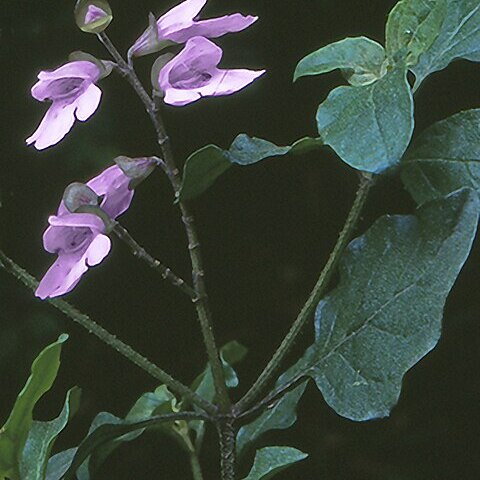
left=157, top=36, right=265, bottom=106
left=26, top=60, right=102, bottom=150
left=35, top=165, right=134, bottom=299
left=129, top=0, right=257, bottom=58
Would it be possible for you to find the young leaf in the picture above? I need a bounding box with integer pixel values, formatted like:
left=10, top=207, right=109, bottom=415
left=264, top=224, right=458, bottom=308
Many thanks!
left=62, top=414, right=200, bottom=480
left=19, top=387, right=81, bottom=480
left=401, top=109, right=480, bottom=205
left=178, top=135, right=322, bottom=201
left=68, top=387, right=177, bottom=480
left=190, top=341, right=248, bottom=450
left=242, top=446, right=308, bottom=480
left=236, top=382, right=307, bottom=457
left=0, top=334, right=68, bottom=480
left=412, top=0, right=480, bottom=86
left=282, top=189, right=479, bottom=421
left=45, top=449, right=77, bottom=480
left=385, top=0, right=447, bottom=66
left=316, top=68, right=414, bottom=173
left=294, top=37, right=386, bottom=86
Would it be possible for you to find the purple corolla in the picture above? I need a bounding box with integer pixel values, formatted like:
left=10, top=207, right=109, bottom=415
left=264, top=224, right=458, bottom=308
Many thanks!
left=35, top=165, right=134, bottom=299
left=157, top=36, right=265, bottom=106
left=129, top=0, right=257, bottom=58
left=26, top=60, right=102, bottom=150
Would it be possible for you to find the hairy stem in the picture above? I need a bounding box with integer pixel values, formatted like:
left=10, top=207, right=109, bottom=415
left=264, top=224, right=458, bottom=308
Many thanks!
left=235, top=173, right=375, bottom=413
left=218, top=419, right=237, bottom=480
left=97, top=31, right=230, bottom=412
left=0, top=250, right=216, bottom=415
left=112, top=221, right=197, bottom=299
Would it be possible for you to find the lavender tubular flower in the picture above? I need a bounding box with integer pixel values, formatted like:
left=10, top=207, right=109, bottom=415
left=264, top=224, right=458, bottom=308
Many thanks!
left=157, top=36, right=265, bottom=106
left=36, top=165, right=134, bottom=299
left=129, top=0, right=257, bottom=58
left=26, top=60, right=102, bottom=150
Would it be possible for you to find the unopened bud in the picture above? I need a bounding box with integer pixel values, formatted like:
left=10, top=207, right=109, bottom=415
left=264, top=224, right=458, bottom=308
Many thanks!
left=75, top=0, right=113, bottom=34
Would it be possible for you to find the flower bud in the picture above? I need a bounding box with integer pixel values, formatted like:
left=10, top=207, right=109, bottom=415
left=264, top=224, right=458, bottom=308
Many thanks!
left=74, top=0, right=113, bottom=34
left=114, top=156, right=159, bottom=188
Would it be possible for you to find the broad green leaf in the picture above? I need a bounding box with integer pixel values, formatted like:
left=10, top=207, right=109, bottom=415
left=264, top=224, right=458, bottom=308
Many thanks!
left=178, top=136, right=322, bottom=201
left=294, top=37, right=386, bottom=86
left=283, top=189, right=479, bottom=421
left=401, top=109, right=480, bottom=204
left=316, top=68, right=414, bottom=173
left=242, top=446, right=308, bottom=480
left=412, top=0, right=480, bottom=86
left=236, top=382, right=307, bottom=457
left=19, top=387, right=81, bottom=480
left=0, top=334, right=68, bottom=480
left=386, top=0, right=447, bottom=66
left=63, top=414, right=195, bottom=479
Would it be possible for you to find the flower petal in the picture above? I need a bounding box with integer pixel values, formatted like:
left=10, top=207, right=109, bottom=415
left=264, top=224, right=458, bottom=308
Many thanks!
left=26, top=102, right=77, bottom=150
left=37, top=61, right=100, bottom=82
left=85, top=234, right=111, bottom=266
left=164, top=88, right=202, bottom=106
left=197, top=68, right=266, bottom=97
left=87, top=165, right=134, bottom=218
left=48, top=213, right=105, bottom=231
left=159, top=0, right=207, bottom=31
left=158, top=37, right=222, bottom=92
left=75, top=83, right=102, bottom=121
left=168, top=14, right=257, bottom=43
left=35, top=250, right=88, bottom=299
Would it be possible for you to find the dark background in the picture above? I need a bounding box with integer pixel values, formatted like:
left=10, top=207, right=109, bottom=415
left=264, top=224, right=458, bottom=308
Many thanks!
left=1, top=1, right=480, bottom=479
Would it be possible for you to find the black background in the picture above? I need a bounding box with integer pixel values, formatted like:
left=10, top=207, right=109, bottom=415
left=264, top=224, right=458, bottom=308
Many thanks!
left=1, top=1, right=480, bottom=479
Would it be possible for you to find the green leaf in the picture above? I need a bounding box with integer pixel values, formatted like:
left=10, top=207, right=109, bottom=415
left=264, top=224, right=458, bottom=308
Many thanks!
left=63, top=414, right=195, bottom=479
left=179, top=145, right=231, bottom=202
left=236, top=382, right=307, bottom=457
left=316, top=68, right=414, bottom=173
left=401, top=109, right=480, bottom=205
left=294, top=37, right=386, bottom=86
left=19, top=387, right=81, bottom=480
left=190, top=342, right=248, bottom=450
left=285, top=189, right=479, bottom=421
left=385, top=0, right=447, bottom=67
left=0, top=334, right=68, bottom=480
left=242, top=446, right=308, bottom=480
left=412, top=0, right=480, bottom=86
left=178, top=135, right=322, bottom=201
left=45, top=449, right=77, bottom=480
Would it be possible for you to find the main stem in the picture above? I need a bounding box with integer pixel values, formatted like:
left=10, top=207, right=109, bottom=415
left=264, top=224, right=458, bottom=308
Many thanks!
left=97, top=32, right=230, bottom=413
left=235, top=173, right=374, bottom=413
left=0, top=250, right=216, bottom=415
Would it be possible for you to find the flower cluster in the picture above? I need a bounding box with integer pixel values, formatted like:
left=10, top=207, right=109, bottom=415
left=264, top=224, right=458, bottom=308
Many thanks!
left=28, top=0, right=264, bottom=298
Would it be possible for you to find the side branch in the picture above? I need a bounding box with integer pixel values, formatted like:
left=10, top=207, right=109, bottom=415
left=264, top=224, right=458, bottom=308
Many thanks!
left=235, top=172, right=375, bottom=413
left=0, top=250, right=216, bottom=416
left=112, top=221, right=197, bottom=300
